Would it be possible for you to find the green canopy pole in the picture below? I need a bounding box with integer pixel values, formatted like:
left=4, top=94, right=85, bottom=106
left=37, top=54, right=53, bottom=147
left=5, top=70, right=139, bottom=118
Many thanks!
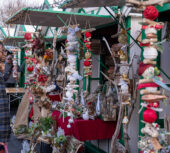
left=19, top=47, right=25, bottom=87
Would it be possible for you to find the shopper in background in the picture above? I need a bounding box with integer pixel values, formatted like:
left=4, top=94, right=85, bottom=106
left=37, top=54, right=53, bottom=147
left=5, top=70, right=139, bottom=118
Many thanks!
left=0, top=42, right=11, bottom=153
left=4, top=54, right=17, bottom=88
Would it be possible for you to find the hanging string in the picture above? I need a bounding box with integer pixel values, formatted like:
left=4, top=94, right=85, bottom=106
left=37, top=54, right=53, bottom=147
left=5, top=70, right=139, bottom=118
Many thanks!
left=104, top=6, right=142, bottom=50
left=56, top=13, right=108, bottom=70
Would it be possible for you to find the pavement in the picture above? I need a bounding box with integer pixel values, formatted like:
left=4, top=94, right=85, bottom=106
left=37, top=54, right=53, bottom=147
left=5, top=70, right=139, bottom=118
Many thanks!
left=8, top=102, right=23, bottom=153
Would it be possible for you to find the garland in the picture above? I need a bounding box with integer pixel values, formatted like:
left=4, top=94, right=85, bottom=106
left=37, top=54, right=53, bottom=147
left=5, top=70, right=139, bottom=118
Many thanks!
left=138, top=5, right=170, bottom=153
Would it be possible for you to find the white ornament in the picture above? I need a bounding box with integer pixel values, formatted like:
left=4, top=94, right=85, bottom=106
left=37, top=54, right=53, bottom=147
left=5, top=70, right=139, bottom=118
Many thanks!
left=141, top=123, right=159, bottom=137
left=67, top=35, right=76, bottom=42
left=44, top=85, right=56, bottom=93
left=119, top=66, right=129, bottom=75
left=122, top=116, right=129, bottom=124
left=96, top=93, right=100, bottom=115
left=145, top=87, right=157, bottom=92
left=68, top=118, right=74, bottom=123
left=145, top=27, right=157, bottom=35
left=142, top=66, right=155, bottom=79
left=119, top=80, right=128, bottom=94
left=25, top=50, right=32, bottom=56
left=143, top=47, right=158, bottom=60
left=82, top=110, right=89, bottom=120
left=67, top=112, right=71, bottom=117
left=72, top=73, right=83, bottom=80
left=67, top=124, right=71, bottom=128
left=67, top=55, right=76, bottom=63
left=66, top=91, right=73, bottom=98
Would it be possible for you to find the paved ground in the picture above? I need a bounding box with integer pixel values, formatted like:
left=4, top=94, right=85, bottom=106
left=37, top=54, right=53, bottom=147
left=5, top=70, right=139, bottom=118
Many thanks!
left=8, top=102, right=23, bottom=153
left=8, top=133, right=22, bottom=153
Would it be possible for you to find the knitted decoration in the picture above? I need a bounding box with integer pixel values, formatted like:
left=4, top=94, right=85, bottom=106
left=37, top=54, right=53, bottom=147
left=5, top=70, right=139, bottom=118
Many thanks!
left=143, top=6, right=159, bottom=20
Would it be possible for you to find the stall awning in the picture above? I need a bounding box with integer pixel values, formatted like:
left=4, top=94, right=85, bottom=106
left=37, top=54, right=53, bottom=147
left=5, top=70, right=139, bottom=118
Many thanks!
left=6, top=8, right=113, bottom=28
left=61, top=0, right=125, bottom=8
left=3, top=36, right=66, bottom=45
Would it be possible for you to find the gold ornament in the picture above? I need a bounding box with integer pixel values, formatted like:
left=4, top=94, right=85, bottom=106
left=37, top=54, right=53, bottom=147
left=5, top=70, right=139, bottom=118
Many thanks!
left=85, top=51, right=91, bottom=59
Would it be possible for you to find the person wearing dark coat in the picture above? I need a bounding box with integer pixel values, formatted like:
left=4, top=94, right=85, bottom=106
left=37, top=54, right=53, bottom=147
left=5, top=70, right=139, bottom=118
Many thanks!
left=0, top=42, right=11, bottom=153
left=4, top=54, right=25, bottom=87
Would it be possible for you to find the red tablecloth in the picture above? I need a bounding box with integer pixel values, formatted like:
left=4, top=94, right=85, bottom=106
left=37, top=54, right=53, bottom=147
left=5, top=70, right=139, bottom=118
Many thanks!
left=52, top=110, right=118, bottom=141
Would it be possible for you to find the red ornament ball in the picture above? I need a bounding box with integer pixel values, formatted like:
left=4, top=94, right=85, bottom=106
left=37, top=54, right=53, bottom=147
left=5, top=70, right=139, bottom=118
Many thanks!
left=143, top=109, right=157, bottom=123
left=27, top=66, right=34, bottom=72
left=143, top=6, right=159, bottom=21
left=84, top=60, right=91, bottom=66
left=24, top=32, right=32, bottom=40
left=153, top=102, right=159, bottom=108
left=85, top=44, right=91, bottom=49
left=85, top=32, right=91, bottom=38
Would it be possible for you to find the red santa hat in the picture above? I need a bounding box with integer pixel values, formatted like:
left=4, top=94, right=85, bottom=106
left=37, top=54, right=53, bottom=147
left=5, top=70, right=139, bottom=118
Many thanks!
left=138, top=62, right=154, bottom=76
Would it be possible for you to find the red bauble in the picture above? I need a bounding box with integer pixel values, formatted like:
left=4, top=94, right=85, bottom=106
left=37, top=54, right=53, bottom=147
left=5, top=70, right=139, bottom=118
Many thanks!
left=24, top=32, right=32, bottom=40
left=84, top=60, right=91, bottom=66
left=155, top=24, right=163, bottom=30
left=143, top=109, right=157, bottom=123
left=153, top=102, right=159, bottom=108
left=27, top=66, right=34, bottom=72
left=143, top=6, right=159, bottom=21
left=85, top=44, right=91, bottom=49
left=85, top=32, right=91, bottom=38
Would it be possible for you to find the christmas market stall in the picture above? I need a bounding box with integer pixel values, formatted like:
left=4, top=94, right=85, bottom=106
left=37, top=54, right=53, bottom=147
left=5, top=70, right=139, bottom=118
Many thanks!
left=5, top=0, right=170, bottom=153
left=5, top=7, right=126, bottom=153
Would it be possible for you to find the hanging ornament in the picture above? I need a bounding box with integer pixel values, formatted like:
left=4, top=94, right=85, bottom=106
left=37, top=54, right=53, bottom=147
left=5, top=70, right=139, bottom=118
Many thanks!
left=67, top=124, right=71, bottom=128
left=122, top=116, right=129, bottom=124
left=27, top=65, right=34, bottom=72
left=84, top=60, right=91, bottom=67
left=145, top=27, right=157, bottom=39
left=141, top=123, right=159, bottom=137
left=143, top=109, right=157, bottom=123
left=84, top=31, right=92, bottom=77
left=82, top=110, right=89, bottom=120
left=143, top=6, right=159, bottom=21
left=24, top=32, right=32, bottom=40
left=80, top=91, right=85, bottom=106
left=96, top=93, right=100, bottom=116
left=143, top=47, right=158, bottom=60
left=84, top=51, right=92, bottom=76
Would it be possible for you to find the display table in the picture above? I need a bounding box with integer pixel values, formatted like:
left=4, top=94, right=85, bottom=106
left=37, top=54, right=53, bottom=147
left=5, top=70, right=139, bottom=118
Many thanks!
left=6, top=88, right=26, bottom=111
left=52, top=110, right=118, bottom=141
left=5, top=88, right=25, bottom=94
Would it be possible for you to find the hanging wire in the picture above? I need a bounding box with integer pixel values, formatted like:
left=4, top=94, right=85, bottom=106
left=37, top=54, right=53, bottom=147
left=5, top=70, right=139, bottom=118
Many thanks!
left=56, top=13, right=108, bottom=70
left=104, top=6, right=142, bottom=50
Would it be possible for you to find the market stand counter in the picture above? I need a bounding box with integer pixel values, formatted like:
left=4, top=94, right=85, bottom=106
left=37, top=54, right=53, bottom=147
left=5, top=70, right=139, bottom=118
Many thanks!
left=52, top=110, right=118, bottom=141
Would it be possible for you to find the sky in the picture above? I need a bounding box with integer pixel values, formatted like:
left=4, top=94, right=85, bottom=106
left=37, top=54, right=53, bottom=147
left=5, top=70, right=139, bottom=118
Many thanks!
left=0, top=0, right=45, bottom=6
